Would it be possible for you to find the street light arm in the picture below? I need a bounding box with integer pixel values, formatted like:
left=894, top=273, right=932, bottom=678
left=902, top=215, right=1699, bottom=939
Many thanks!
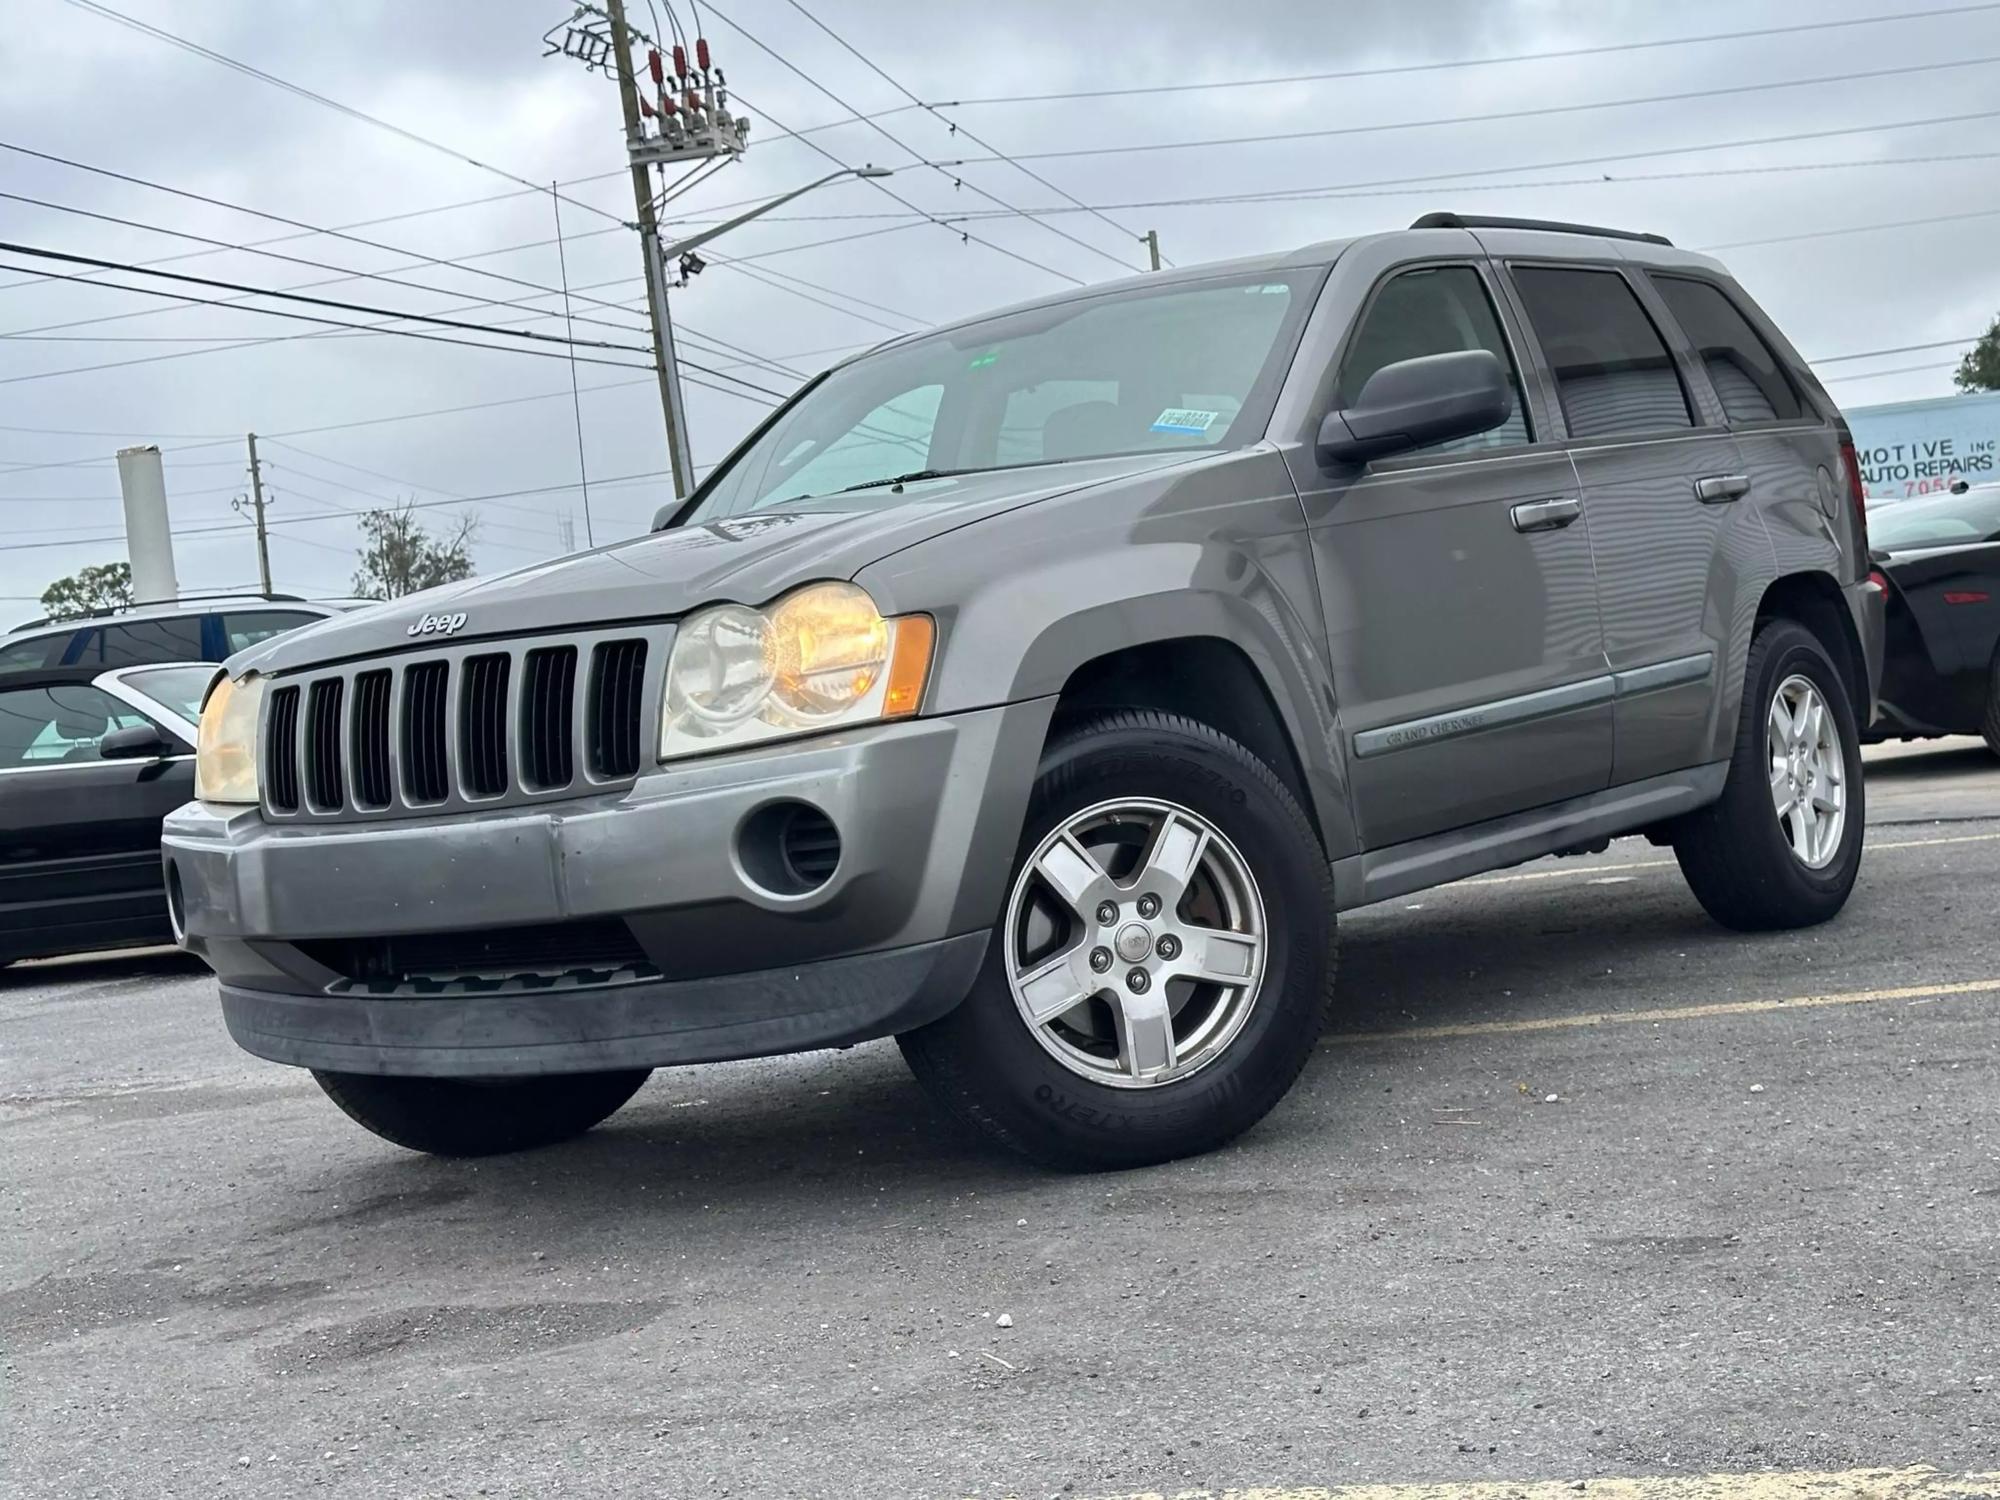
left=656, top=166, right=891, bottom=261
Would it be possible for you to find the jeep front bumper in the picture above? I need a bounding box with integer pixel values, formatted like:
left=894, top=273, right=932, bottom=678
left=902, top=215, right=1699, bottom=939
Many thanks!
left=163, top=702, right=1052, bottom=1077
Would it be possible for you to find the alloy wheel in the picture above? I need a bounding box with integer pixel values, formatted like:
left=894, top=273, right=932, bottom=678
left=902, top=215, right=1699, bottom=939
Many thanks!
left=1003, top=797, right=1268, bottom=1089
left=1767, top=672, right=1847, bottom=869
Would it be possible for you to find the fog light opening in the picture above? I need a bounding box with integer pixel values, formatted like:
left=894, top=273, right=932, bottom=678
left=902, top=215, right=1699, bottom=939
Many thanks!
left=736, top=801, right=842, bottom=898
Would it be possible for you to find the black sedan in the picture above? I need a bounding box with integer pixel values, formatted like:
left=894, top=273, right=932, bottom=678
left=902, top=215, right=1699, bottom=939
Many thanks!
left=1868, top=483, right=2000, bottom=755
left=0, top=663, right=217, bottom=966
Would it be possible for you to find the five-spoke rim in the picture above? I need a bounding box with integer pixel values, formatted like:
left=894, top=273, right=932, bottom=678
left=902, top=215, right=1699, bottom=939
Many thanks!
left=1768, top=672, right=1846, bottom=869
left=1003, top=797, right=1267, bottom=1090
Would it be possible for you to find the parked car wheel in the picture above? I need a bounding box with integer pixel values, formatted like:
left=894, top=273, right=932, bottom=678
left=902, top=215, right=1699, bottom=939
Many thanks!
left=898, top=709, right=1335, bottom=1170
left=312, top=1069, right=652, bottom=1157
left=1981, top=649, right=2000, bottom=759
left=1672, top=618, right=1865, bottom=931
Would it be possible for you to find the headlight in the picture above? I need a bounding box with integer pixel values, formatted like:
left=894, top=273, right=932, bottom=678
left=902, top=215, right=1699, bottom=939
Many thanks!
left=661, top=582, right=933, bottom=759
left=195, top=673, right=266, bottom=804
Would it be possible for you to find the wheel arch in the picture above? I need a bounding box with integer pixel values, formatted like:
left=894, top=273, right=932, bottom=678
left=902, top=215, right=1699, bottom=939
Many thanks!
left=1756, top=570, right=1869, bottom=724
left=1050, top=635, right=1337, bottom=851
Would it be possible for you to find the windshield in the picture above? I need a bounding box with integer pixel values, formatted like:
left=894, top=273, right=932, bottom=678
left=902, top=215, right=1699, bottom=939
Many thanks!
left=685, top=268, right=1320, bottom=523
left=120, top=664, right=219, bottom=725
left=1871, top=488, right=2000, bottom=551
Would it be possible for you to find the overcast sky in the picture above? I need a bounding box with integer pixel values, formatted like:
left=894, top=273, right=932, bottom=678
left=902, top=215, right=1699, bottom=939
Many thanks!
left=2, top=0, right=1996, bottom=623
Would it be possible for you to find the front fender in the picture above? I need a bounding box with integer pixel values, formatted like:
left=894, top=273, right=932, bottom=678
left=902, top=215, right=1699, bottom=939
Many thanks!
left=856, top=448, right=1355, bottom=857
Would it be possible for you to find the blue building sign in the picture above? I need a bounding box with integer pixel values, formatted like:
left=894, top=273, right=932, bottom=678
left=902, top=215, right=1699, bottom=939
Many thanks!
left=1844, top=390, right=2000, bottom=501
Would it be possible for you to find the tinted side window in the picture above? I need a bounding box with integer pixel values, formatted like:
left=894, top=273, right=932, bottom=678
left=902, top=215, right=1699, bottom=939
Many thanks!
left=1649, top=275, right=1803, bottom=424
left=0, top=684, right=150, bottom=767
left=223, top=610, right=319, bottom=652
left=1511, top=266, right=1692, bottom=439
left=1337, top=266, right=1531, bottom=450
left=69, top=615, right=206, bottom=667
left=0, top=635, right=64, bottom=673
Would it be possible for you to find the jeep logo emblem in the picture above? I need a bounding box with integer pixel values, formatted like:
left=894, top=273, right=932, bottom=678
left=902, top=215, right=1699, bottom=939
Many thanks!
left=406, top=611, right=468, bottom=638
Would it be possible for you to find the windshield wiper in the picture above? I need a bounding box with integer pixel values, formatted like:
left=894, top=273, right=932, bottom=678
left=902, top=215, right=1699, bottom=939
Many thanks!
left=832, top=467, right=981, bottom=495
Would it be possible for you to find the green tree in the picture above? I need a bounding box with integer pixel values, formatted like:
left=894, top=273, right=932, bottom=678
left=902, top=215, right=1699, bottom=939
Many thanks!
left=38, top=561, right=133, bottom=619
left=1957, top=313, right=2000, bottom=393
left=351, top=502, right=478, bottom=600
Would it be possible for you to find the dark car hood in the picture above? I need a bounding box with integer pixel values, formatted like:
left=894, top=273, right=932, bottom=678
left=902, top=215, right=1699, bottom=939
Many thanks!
left=234, top=453, right=1192, bottom=674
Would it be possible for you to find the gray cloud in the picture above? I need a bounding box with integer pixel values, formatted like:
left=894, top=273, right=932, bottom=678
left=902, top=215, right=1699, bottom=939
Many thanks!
left=3, top=0, right=1996, bottom=618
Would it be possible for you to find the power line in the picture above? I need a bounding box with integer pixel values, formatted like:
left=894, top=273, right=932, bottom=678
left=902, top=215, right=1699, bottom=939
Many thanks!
left=723, top=0, right=1141, bottom=272
left=921, top=2, right=2000, bottom=107
left=0, top=142, right=654, bottom=341
left=695, top=17, right=1085, bottom=289
left=55, top=0, right=626, bottom=227
left=985, top=109, right=2000, bottom=219
left=627, top=147, right=2000, bottom=223
left=0, top=421, right=235, bottom=439
left=0, top=188, right=648, bottom=344
left=772, top=0, right=1160, bottom=269
left=1811, top=336, right=1981, bottom=365
left=0, top=242, right=658, bottom=367
left=700, top=253, right=918, bottom=332
left=930, top=54, right=2000, bottom=165
left=1821, top=361, right=1963, bottom=384
left=1700, top=205, right=2000, bottom=252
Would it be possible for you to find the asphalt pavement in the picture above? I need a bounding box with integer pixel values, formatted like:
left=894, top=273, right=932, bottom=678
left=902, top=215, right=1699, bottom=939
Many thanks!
left=6, top=739, right=2000, bottom=1500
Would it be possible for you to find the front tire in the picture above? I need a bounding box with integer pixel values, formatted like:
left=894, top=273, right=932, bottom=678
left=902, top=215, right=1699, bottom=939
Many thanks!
left=1673, top=618, right=1865, bottom=931
left=312, top=1069, right=652, bottom=1157
left=898, top=710, right=1335, bottom=1170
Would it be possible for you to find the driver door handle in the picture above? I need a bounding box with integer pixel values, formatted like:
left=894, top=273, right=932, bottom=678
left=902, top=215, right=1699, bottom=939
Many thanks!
left=1694, top=473, right=1752, bottom=503
left=1510, top=495, right=1583, bottom=533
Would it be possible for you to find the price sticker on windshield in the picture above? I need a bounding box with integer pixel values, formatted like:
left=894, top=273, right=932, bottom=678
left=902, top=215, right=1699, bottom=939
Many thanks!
left=1151, top=408, right=1221, bottom=435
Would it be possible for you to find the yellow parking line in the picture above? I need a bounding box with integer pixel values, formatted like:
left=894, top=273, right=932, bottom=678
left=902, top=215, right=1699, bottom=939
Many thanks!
left=1071, top=1468, right=2000, bottom=1500
left=1461, top=829, right=2000, bottom=888
left=1326, top=978, right=2000, bottom=1046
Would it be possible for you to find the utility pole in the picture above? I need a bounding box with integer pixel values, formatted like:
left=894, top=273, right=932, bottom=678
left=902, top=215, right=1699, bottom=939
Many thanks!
left=604, top=0, right=695, bottom=497
left=236, top=432, right=273, bottom=595
left=549, top=1, right=751, bottom=499
left=1144, top=229, right=1162, bottom=272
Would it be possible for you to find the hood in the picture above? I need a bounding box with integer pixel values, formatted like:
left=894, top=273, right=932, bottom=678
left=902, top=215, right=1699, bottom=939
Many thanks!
left=235, top=453, right=1192, bottom=674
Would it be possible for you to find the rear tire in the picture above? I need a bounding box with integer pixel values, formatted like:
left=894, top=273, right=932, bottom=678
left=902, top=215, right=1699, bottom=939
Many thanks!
left=898, top=709, right=1335, bottom=1170
left=312, top=1069, right=651, bottom=1157
left=1673, top=618, right=1865, bottom=931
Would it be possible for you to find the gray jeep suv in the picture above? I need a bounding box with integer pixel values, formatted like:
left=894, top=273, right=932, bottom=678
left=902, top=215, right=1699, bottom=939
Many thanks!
left=165, top=214, right=1884, bottom=1169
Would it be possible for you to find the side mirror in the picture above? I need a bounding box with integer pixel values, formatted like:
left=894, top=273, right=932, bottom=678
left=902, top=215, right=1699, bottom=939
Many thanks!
left=1317, top=349, right=1512, bottom=467
left=99, top=724, right=172, bottom=761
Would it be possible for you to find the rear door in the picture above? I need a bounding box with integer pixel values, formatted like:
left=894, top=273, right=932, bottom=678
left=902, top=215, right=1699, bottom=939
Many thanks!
left=1503, top=260, right=1754, bottom=785
left=0, top=682, right=194, bottom=956
left=1289, top=246, right=1611, bottom=849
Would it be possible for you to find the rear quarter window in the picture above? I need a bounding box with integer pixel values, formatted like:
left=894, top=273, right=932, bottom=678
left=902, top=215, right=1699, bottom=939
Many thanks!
left=1649, top=275, right=1804, bottom=424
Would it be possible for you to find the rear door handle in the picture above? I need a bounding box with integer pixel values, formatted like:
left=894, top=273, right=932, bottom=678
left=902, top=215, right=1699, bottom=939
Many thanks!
left=1694, top=473, right=1752, bottom=503
left=1510, top=495, right=1583, bottom=533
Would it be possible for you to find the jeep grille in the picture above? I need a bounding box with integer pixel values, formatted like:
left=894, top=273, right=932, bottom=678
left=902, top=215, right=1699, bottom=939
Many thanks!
left=261, top=626, right=665, bottom=821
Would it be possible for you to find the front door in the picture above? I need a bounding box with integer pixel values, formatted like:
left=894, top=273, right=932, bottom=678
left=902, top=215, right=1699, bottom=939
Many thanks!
left=1293, top=260, right=1613, bottom=849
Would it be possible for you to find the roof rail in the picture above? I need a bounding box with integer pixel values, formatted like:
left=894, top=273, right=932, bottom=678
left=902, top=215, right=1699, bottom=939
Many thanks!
left=5, top=589, right=312, bottom=634
left=1410, top=212, right=1673, bottom=247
